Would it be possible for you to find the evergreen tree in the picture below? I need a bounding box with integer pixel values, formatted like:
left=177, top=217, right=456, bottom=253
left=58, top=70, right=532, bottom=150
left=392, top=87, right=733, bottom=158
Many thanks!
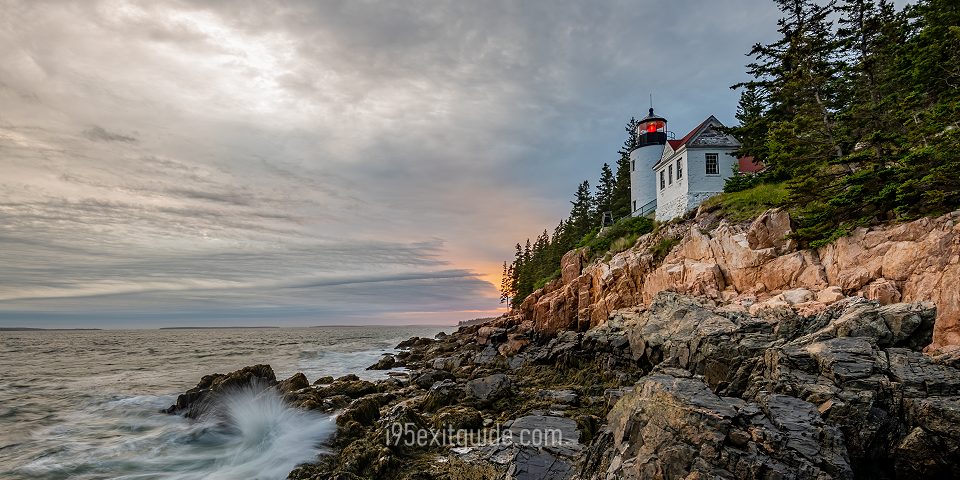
left=890, top=0, right=960, bottom=217
left=568, top=180, right=595, bottom=241
left=595, top=163, right=616, bottom=219
left=499, top=261, right=512, bottom=304
left=730, top=85, right=773, bottom=167
left=612, top=118, right=640, bottom=218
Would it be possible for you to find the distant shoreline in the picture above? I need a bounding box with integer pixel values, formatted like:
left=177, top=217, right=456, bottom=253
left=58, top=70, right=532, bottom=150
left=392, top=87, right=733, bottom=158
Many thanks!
left=158, top=326, right=281, bottom=330
left=1, top=324, right=456, bottom=331
left=0, top=327, right=103, bottom=331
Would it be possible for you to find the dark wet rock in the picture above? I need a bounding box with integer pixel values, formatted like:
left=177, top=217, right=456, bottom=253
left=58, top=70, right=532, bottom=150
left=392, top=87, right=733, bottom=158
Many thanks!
left=473, top=345, right=500, bottom=365
left=433, top=406, right=483, bottom=431
left=396, top=336, right=436, bottom=350
left=537, top=389, right=579, bottom=405
left=366, top=354, right=397, bottom=370
left=508, top=445, right=574, bottom=480
left=337, top=374, right=360, bottom=382
left=396, top=337, right=420, bottom=349
left=165, top=364, right=276, bottom=418
left=317, top=379, right=378, bottom=399
left=477, top=326, right=507, bottom=345
left=314, top=375, right=334, bottom=385
left=422, top=379, right=463, bottom=412
left=453, top=414, right=581, bottom=480
left=326, top=393, right=353, bottom=408
left=580, top=372, right=852, bottom=479
left=337, top=395, right=383, bottom=428
left=430, top=355, right=464, bottom=371
left=276, top=372, right=309, bottom=394
left=411, top=369, right=455, bottom=389
left=466, top=373, right=511, bottom=403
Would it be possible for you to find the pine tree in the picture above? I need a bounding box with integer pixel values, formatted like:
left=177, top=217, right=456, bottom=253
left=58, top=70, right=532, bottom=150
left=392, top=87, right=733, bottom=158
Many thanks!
left=612, top=118, right=640, bottom=218
left=568, top=180, right=595, bottom=242
left=890, top=0, right=960, bottom=217
left=730, top=85, right=773, bottom=168
left=595, top=163, right=616, bottom=221
left=499, top=261, right=512, bottom=304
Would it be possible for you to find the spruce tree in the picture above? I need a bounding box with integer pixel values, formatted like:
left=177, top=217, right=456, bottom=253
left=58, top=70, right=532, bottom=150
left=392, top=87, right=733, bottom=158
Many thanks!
left=568, top=180, right=595, bottom=241
left=612, top=118, right=639, bottom=219
left=595, top=163, right=616, bottom=219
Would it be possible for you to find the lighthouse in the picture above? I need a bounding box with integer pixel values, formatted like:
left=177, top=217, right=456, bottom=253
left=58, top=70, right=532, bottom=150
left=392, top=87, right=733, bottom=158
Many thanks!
left=630, top=108, right=667, bottom=217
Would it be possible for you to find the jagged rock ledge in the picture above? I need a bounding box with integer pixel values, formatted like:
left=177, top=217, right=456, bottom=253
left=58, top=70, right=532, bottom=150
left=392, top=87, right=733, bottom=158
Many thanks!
left=167, top=292, right=960, bottom=479
left=516, top=208, right=960, bottom=351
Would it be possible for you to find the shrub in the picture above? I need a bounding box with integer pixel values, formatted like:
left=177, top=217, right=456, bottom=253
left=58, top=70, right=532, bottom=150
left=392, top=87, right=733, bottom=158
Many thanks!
left=651, top=236, right=682, bottom=264
left=700, top=182, right=788, bottom=224
left=609, top=235, right=638, bottom=255
left=579, top=216, right=654, bottom=260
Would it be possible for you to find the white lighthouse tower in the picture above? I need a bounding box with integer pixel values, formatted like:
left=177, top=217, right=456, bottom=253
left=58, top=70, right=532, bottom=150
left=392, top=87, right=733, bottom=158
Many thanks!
left=630, top=108, right=668, bottom=217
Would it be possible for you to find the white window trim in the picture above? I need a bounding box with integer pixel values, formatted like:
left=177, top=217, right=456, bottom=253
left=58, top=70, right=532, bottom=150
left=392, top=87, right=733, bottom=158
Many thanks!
left=705, top=153, right=720, bottom=176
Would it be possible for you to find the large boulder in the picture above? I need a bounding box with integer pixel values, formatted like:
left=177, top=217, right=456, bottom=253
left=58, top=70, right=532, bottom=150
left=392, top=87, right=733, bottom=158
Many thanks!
left=746, top=207, right=797, bottom=254
left=276, top=372, right=309, bottom=394
left=466, top=373, right=512, bottom=402
left=366, top=354, right=397, bottom=370
left=165, top=364, right=277, bottom=418
left=581, top=372, right=852, bottom=479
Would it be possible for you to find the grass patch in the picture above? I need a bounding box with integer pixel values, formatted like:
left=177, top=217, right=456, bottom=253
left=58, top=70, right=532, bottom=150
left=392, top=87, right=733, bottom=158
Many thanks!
left=533, top=269, right=560, bottom=290
left=578, top=216, right=654, bottom=261
left=700, top=182, right=788, bottom=224
left=651, top=236, right=681, bottom=263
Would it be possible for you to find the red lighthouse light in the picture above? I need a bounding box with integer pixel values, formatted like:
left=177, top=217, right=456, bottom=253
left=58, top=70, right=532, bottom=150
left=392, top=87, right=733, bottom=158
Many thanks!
left=644, top=120, right=664, bottom=133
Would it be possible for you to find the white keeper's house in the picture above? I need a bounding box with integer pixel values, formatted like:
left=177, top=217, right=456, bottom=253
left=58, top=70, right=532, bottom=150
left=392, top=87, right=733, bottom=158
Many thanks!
left=629, top=108, right=760, bottom=221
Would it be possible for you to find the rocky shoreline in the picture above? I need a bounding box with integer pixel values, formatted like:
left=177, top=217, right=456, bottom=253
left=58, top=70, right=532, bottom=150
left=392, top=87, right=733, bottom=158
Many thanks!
left=167, top=291, right=960, bottom=479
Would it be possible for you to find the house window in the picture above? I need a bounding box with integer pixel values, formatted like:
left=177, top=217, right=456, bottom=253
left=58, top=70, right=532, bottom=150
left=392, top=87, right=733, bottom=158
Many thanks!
left=705, top=153, right=719, bottom=175
left=632, top=200, right=636, bottom=211
left=668, top=165, right=673, bottom=185
left=660, top=170, right=665, bottom=190
left=631, top=160, right=635, bottom=171
left=677, top=158, right=682, bottom=179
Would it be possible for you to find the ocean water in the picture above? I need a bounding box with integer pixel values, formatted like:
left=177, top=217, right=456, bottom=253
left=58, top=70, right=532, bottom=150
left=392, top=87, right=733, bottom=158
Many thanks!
left=0, top=326, right=445, bottom=479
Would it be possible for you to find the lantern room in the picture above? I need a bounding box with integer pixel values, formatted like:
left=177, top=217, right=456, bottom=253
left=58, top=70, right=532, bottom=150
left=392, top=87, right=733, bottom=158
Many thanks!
left=636, top=108, right=667, bottom=148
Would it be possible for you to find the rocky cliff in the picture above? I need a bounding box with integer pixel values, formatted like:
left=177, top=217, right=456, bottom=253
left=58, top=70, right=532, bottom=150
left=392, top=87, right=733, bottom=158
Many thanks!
left=169, top=292, right=960, bottom=479
left=519, top=209, right=960, bottom=352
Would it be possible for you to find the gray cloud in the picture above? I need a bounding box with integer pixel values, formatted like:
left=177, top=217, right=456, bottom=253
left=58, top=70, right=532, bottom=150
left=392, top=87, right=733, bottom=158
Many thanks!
left=82, top=125, right=137, bottom=143
left=0, top=0, right=786, bottom=327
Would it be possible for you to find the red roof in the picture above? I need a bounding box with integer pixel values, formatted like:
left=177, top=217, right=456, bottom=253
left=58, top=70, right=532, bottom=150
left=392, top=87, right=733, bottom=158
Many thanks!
left=667, top=117, right=712, bottom=150
left=738, top=156, right=765, bottom=173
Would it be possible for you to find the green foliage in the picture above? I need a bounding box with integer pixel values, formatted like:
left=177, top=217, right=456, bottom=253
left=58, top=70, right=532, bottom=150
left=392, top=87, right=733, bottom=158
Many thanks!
left=579, top=216, right=654, bottom=261
left=612, top=118, right=641, bottom=219
left=609, top=235, right=638, bottom=255
left=702, top=183, right=790, bottom=223
left=723, top=163, right=770, bottom=193
left=651, top=236, right=682, bottom=264
left=730, top=0, right=960, bottom=245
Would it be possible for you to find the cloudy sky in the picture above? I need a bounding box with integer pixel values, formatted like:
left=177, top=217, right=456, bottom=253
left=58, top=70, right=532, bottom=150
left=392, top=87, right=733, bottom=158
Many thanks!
left=0, top=0, right=781, bottom=328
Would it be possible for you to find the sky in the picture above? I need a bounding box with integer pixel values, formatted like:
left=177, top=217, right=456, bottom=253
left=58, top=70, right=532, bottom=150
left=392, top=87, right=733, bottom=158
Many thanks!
left=0, top=0, right=783, bottom=328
